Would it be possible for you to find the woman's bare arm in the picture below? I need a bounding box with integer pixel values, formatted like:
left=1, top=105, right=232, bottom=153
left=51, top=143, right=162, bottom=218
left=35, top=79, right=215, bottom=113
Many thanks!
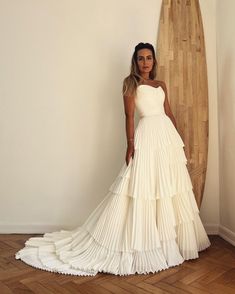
left=123, top=93, right=135, bottom=165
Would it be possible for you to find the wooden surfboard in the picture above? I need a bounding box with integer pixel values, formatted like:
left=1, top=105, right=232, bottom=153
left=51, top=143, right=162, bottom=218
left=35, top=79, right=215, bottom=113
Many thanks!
left=156, top=0, right=209, bottom=209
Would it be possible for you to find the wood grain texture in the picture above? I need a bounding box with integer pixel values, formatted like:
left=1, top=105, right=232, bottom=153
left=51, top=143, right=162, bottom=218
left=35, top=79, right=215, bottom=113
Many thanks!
left=1, top=234, right=235, bottom=293
left=156, top=0, right=209, bottom=208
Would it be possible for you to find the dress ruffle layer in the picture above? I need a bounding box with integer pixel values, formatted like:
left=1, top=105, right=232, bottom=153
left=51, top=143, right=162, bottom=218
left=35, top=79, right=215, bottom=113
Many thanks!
left=15, top=114, right=211, bottom=276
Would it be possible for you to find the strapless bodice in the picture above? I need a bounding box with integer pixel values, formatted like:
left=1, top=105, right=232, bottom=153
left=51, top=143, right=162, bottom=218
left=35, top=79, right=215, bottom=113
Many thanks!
left=135, top=84, right=165, bottom=118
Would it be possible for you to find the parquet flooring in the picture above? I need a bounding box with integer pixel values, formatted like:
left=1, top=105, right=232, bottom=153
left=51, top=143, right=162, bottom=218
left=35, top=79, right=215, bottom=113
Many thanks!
left=0, top=235, right=235, bottom=293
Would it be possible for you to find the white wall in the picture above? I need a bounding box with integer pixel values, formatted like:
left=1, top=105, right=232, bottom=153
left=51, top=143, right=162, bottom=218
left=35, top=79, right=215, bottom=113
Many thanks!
left=0, top=0, right=220, bottom=235
left=198, top=0, right=220, bottom=234
left=216, top=0, right=235, bottom=244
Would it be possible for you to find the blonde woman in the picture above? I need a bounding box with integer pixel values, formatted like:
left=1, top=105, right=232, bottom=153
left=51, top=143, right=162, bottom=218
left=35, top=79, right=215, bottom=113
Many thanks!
left=15, top=42, right=211, bottom=276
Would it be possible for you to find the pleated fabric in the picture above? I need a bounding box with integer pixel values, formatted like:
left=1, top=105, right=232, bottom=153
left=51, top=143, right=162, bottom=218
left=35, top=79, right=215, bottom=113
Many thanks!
left=15, top=85, right=211, bottom=276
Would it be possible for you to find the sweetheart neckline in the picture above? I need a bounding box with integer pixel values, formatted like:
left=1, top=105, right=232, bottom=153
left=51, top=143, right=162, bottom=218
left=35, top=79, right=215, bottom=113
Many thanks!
left=137, top=84, right=162, bottom=90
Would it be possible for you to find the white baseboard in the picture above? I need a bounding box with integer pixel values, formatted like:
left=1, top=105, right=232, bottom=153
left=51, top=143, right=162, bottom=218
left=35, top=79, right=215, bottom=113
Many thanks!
left=1, top=223, right=234, bottom=247
left=204, top=223, right=220, bottom=235
left=218, top=225, right=235, bottom=246
left=3, top=223, right=217, bottom=235
left=204, top=223, right=235, bottom=246
left=0, top=223, right=75, bottom=234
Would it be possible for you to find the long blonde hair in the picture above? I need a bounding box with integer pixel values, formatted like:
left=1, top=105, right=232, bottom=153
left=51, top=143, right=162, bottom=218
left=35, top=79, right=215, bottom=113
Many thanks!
left=122, top=42, right=157, bottom=97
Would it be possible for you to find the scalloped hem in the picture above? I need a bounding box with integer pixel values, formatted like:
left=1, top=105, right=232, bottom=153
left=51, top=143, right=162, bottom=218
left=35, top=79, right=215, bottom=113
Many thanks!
left=15, top=250, right=185, bottom=276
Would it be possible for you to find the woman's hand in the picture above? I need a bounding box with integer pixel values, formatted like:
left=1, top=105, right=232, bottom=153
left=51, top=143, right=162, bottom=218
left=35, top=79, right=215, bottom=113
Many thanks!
left=125, top=144, right=135, bottom=166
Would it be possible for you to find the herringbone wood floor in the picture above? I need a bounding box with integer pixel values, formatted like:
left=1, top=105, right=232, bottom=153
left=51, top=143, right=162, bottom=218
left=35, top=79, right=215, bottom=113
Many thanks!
left=0, top=234, right=235, bottom=293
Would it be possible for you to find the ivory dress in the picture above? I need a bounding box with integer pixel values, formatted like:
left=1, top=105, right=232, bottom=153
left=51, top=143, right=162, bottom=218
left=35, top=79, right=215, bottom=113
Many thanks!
left=15, top=84, right=211, bottom=276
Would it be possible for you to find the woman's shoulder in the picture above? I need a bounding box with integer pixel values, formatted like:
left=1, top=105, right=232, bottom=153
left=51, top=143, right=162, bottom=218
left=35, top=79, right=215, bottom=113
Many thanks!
left=152, top=79, right=166, bottom=87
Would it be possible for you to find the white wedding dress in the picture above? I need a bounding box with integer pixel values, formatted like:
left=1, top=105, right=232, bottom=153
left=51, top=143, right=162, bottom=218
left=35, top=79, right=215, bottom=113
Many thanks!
left=15, top=84, right=211, bottom=276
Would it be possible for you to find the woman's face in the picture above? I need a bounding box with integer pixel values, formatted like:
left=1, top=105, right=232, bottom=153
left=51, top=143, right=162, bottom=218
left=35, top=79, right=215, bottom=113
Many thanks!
left=136, top=48, right=154, bottom=75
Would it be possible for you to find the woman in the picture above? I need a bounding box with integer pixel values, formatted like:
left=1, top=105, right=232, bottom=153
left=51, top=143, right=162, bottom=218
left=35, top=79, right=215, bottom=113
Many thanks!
left=123, top=42, right=178, bottom=167
left=15, top=42, right=211, bottom=276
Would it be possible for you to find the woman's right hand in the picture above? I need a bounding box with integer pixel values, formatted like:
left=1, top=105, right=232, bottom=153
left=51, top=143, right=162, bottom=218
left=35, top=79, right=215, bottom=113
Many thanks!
left=125, top=145, right=135, bottom=166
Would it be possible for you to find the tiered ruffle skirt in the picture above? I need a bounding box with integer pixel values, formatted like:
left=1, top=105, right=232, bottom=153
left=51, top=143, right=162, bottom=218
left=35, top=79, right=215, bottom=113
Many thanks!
left=15, top=113, right=211, bottom=276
